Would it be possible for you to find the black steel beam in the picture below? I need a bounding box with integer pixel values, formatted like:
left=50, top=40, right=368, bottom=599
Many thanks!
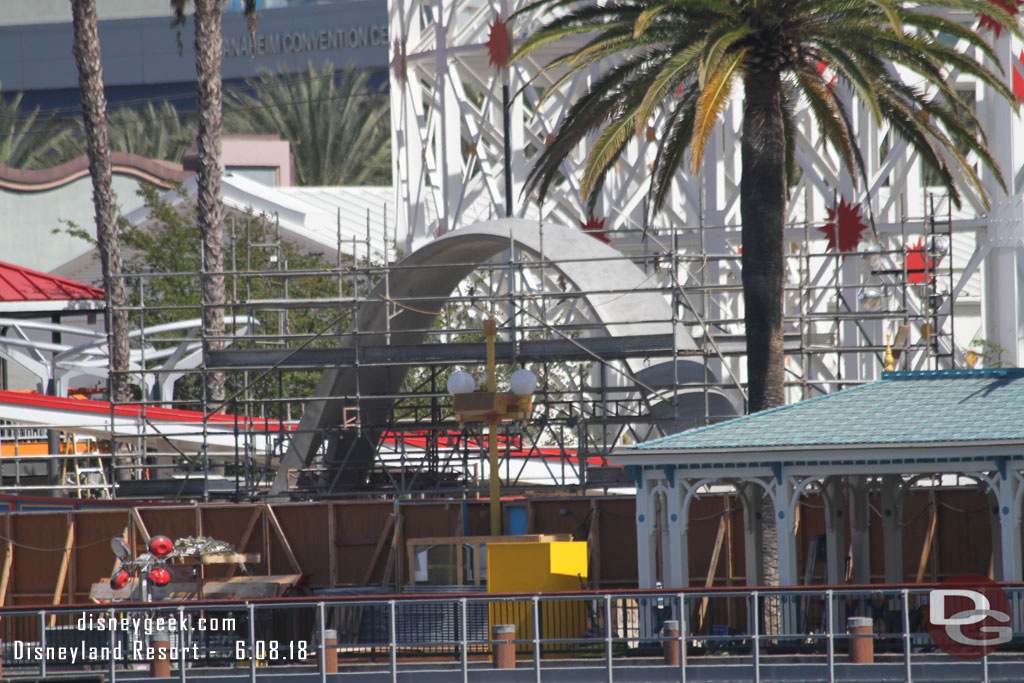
left=207, top=333, right=679, bottom=370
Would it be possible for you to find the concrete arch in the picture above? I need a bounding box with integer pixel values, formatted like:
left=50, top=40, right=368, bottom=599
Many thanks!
left=270, top=218, right=739, bottom=494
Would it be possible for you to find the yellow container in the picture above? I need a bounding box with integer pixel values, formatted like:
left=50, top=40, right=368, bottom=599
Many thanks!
left=487, top=542, right=588, bottom=653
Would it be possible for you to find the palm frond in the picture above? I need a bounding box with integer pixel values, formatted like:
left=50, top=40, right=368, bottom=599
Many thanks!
left=690, top=49, right=744, bottom=174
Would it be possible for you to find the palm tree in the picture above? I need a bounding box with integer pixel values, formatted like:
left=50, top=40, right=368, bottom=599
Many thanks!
left=54, top=101, right=196, bottom=164
left=514, top=0, right=1015, bottom=415
left=0, top=89, right=72, bottom=169
left=171, top=0, right=255, bottom=409
left=225, top=62, right=391, bottom=185
left=515, top=0, right=1016, bottom=594
left=70, top=0, right=132, bottom=404
left=109, top=102, right=195, bottom=162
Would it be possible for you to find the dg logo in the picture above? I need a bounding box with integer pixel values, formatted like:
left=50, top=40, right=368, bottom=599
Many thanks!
left=926, top=574, right=1012, bottom=659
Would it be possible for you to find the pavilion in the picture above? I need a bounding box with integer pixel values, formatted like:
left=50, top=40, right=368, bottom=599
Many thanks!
left=609, top=368, right=1024, bottom=590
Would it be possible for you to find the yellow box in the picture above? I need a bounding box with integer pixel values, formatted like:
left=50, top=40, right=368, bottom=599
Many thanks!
left=487, top=542, right=588, bottom=653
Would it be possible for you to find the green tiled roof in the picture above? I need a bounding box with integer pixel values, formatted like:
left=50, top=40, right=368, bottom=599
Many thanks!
left=631, top=369, right=1024, bottom=451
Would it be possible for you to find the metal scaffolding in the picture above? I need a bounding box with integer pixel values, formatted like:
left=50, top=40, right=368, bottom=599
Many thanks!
left=2, top=199, right=951, bottom=502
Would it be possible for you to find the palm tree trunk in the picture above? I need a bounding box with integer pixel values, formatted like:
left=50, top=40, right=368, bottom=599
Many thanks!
left=71, top=0, right=131, bottom=405
left=741, top=69, right=787, bottom=415
left=741, top=69, right=787, bottom=631
left=194, top=0, right=227, bottom=408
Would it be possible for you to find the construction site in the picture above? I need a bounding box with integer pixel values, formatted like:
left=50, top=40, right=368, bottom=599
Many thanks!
left=0, top=0, right=1022, bottom=678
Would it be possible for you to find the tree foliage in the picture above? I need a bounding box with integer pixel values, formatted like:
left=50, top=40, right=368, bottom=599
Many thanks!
left=56, top=101, right=196, bottom=164
left=120, top=184, right=353, bottom=418
left=514, top=0, right=1017, bottom=415
left=224, top=61, right=391, bottom=185
left=0, top=88, right=72, bottom=169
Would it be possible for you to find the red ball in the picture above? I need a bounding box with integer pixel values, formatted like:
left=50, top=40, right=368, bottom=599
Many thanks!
left=148, top=567, right=171, bottom=586
left=148, top=535, right=174, bottom=558
left=110, top=569, right=130, bottom=590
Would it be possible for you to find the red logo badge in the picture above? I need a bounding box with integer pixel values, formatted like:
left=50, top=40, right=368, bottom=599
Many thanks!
left=926, top=574, right=1012, bottom=659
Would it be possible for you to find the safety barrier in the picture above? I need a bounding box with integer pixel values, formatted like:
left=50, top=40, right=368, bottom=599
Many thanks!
left=0, top=584, right=1021, bottom=681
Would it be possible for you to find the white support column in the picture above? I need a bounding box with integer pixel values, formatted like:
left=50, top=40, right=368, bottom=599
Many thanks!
left=849, top=475, right=871, bottom=585
left=823, top=477, right=847, bottom=586
left=983, top=196, right=1024, bottom=367
left=432, top=0, right=463, bottom=236
left=635, top=475, right=657, bottom=589
left=980, top=31, right=1024, bottom=366
left=773, top=475, right=798, bottom=587
left=995, top=467, right=1022, bottom=583
left=738, top=482, right=763, bottom=587
left=665, top=478, right=688, bottom=589
left=389, top=0, right=426, bottom=250
left=880, top=476, right=904, bottom=584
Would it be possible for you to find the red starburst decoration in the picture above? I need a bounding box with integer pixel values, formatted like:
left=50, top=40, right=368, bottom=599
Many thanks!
left=487, top=16, right=511, bottom=69
left=1014, top=51, right=1024, bottom=102
left=580, top=213, right=610, bottom=243
left=390, top=38, right=407, bottom=83
left=977, top=0, right=1023, bottom=36
left=818, top=198, right=868, bottom=254
left=905, top=239, right=935, bottom=284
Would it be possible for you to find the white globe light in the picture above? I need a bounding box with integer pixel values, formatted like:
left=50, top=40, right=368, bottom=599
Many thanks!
left=447, top=370, right=476, bottom=395
left=858, top=240, right=884, bottom=270
left=509, top=368, right=538, bottom=395
left=927, top=235, right=949, bottom=263
left=858, top=287, right=884, bottom=312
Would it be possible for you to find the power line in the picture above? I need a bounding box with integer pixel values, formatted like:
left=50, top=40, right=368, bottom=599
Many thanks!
left=0, top=86, right=391, bottom=145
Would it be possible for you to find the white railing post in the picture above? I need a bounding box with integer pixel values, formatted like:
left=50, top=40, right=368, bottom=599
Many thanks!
left=109, top=606, right=117, bottom=682
left=318, top=601, right=327, bottom=683
left=460, top=598, right=468, bottom=683
left=389, top=599, right=398, bottom=683
left=902, top=589, right=912, bottom=683
left=248, top=602, right=257, bottom=683
left=605, top=594, right=613, bottom=683
left=533, top=595, right=541, bottom=682
left=826, top=589, right=835, bottom=683
left=678, top=593, right=687, bottom=683
left=38, top=610, right=46, bottom=679
left=178, top=605, right=187, bottom=683
left=751, top=591, right=760, bottom=683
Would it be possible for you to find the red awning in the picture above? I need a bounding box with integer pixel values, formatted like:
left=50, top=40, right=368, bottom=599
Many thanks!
left=0, top=261, right=104, bottom=313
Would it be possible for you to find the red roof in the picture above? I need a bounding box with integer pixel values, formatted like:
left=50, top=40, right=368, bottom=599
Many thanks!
left=0, top=261, right=104, bottom=302
left=0, top=389, right=290, bottom=431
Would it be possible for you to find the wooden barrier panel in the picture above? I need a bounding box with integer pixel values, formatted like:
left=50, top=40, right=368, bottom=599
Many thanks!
left=0, top=489, right=998, bottom=607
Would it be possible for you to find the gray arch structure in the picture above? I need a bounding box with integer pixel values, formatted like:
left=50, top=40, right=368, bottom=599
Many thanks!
left=269, top=218, right=739, bottom=495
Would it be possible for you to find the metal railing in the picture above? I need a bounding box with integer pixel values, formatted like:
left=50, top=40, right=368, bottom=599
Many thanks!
left=0, top=585, right=1022, bottom=681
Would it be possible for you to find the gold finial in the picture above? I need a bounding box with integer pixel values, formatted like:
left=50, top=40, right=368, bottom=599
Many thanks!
left=884, top=333, right=895, bottom=372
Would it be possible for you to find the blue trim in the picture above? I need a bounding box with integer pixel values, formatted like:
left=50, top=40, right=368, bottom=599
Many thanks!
left=659, top=465, right=676, bottom=487
left=997, top=456, right=1008, bottom=481
left=626, top=465, right=643, bottom=490
left=883, top=368, right=1024, bottom=380
left=770, top=462, right=782, bottom=484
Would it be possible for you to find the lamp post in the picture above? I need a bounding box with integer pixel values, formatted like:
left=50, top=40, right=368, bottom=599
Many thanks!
left=448, top=319, right=536, bottom=536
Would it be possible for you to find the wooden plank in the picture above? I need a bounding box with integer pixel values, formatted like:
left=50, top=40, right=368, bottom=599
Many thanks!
left=0, top=516, right=12, bottom=608
left=328, top=503, right=336, bottom=585
left=131, top=507, right=151, bottom=544
left=225, top=507, right=263, bottom=579
left=199, top=553, right=261, bottom=565
left=50, top=516, right=76, bottom=626
left=587, top=500, right=600, bottom=588
left=382, top=514, right=403, bottom=589
left=698, top=514, right=728, bottom=633
left=360, top=514, right=395, bottom=586
left=266, top=506, right=303, bottom=574
left=915, top=501, right=939, bottom=584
